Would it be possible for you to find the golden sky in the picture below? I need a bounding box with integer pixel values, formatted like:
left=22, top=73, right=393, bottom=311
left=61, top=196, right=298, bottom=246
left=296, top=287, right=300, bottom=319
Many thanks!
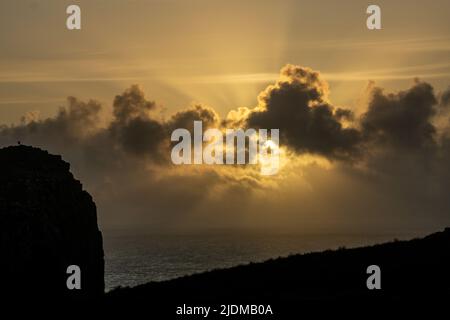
left=1, top=0, right=449, bottom=123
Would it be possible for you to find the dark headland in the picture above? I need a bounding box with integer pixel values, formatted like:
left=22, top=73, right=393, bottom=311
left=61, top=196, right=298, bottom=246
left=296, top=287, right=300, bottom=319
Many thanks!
left=0, top=145, right=449, bottom=314
left=0, top=145, right=104, bottom=299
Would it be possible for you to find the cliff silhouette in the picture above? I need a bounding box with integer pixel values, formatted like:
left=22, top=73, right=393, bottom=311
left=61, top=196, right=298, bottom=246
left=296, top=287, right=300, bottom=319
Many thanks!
left=0, top=145, right=104, bottom=299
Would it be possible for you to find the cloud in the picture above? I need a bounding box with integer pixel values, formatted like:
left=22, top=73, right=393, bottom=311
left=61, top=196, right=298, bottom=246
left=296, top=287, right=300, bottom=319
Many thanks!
left=240, top=65, right=361, bottom=159
left=0, top=96, right=102, bottom=147
left=109, top=85, right=166, bottom=159
left=167, top=104, right=220, bottom=134
left=1, top=64, right=450, bottom=232
left=361, top=81, right=438, bottom=150
left=112, top=85, right=157, bottom=123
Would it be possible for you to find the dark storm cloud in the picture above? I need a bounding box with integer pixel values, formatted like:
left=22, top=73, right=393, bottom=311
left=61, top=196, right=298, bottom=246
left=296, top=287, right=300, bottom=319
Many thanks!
left=167, top=104, right=219, bottom=134
left=108, top=86, right=221, bottom=158
left=246, top=65, right=360, bottom=159
left=361, top=81, right=438, bottom=150
left=110, top=116, right=166, bottom=157
left=241, top=66, right=449, bottom=161
left=109, top=85, right=166, bottom=158
left=112, top=85, right=157, bottom=122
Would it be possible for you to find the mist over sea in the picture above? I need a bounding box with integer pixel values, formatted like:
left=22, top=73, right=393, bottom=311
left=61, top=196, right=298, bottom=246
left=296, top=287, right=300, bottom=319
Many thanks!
left=103, top=230, right=424, bottom=291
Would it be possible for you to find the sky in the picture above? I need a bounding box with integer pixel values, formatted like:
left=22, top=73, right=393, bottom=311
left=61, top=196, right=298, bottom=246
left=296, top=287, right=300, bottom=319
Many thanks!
left=1, top=0, right=449, bottom=235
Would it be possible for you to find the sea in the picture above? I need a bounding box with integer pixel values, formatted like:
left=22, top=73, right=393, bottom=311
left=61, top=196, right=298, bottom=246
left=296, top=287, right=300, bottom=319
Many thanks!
left=103, top=230, right=424, bottom=292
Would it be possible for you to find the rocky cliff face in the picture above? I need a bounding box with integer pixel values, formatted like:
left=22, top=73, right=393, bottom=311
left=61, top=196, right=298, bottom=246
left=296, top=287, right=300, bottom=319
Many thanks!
left=0, top=145, right=104, bottom=298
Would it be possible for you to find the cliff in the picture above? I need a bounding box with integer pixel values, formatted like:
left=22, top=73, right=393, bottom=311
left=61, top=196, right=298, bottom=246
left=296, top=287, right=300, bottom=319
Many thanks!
left=0, top=145, right=104, bottom=299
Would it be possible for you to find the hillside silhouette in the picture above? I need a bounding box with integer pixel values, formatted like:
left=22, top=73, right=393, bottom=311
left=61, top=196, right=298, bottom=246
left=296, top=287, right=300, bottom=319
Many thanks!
left=107, top=228, right=450, bottom=313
